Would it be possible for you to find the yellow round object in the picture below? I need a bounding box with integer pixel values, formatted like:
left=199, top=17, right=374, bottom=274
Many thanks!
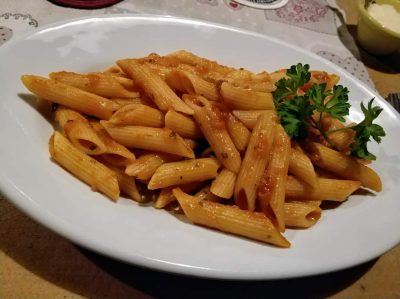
left=357, top=0, right=400, bottom=55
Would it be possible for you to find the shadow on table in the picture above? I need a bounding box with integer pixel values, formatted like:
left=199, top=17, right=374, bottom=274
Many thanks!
left=79, top=247, right=375, bottom=299
left=1, top=199, right=376, bottom=299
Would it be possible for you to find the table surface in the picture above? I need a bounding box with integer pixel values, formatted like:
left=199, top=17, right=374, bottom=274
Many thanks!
left=1, top=1, right=399, bottom=298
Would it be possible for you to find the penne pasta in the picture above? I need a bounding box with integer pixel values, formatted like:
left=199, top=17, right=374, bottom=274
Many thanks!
left=21, top=51, right=386, bottom=250
left=284, top=202, right=322, bottom=228
left=315, top=168, right=340, bottom=179
left=21, top=75, right=119, bottom=120
left=232, top=110, right=275, bottom=130
left=285, top=175, right=361, bottom=201
left=303, top=141, right=382, bottom=192
left=154, top=188, right=176, bottom=209
left=111, top=98, right=142, bottom=107
left=288, top=144, right=318, bottom=188
left=166, top=69, right=220, bottom=101
left=153, top=182, right=204, bottom=209
left=258, top=125, right=291, bottom=232
left=210, top=168, right=236, bottom=199
left=321, top=116, right=355, bottom=151
left=220, top=82, right=275, bottom=110
left=110, top=167, right=142, bottom=203
left=225, top=69, right=276, bottom=92
left=164, top=110, right=203, bottom=139
left=109, top=103, right=164, bottom=127
left=173, top=188, right=290, bottom=247
left=186, top=95, right=241, bottom=173
left=111, top=97, right=153, bottom=108
left=102, top=65, right=125, bottom=75
left=184, top=139, right=198, bottom=150
left=117, top=59, right=194, bottom=115
left=148, top=158, right=220, bottom=190
left=55, top=107, right=106, bottom=155
left=90, top=121, right=136, bottom=166
left=125, top=152, right=179, bottom=181
left=167, top=50, right=204, bottom=66
left=286, top=199, right=322, bottom=207
left=235, top=112, right=277, bottom=211
left=226, top=114, right=251, bottom=152
left=167, top=50, right=234, bottom=75
left=49, top=131, right=119, bottom=200
left=49, top=71, right=139, bottom=98
left=269, top=69, right=287, bottom=84
left=195, top=185, right=224, bottom=202
left=101, top=121, right=195, bottom=158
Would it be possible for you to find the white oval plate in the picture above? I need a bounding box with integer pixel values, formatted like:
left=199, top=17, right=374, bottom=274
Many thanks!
left=1, top=15, right=399, bottom=280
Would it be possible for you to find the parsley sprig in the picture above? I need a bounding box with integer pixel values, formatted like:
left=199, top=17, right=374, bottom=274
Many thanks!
left=273, top=64, right=385, bottom=160
left=274, top=63, right=311, bottom=103
left=351, top=99, right=385, bottom=160
left=277, top=95, right=313, bottom=139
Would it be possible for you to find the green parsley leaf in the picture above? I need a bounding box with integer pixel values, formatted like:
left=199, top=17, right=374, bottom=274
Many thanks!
left=273, top=63, right=311, bottom=103
left=307, top=84, right=350, bottom=122
left=307, top=83, right=329, bottom=110
left=276, top=95, right=314, bottom=138
left=326, top=85, right=350, bottom=121
left=351, top=99, right=385, bottom=160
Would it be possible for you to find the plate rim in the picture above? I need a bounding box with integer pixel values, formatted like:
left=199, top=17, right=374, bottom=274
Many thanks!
left=1, top=14, right=399, bottom=280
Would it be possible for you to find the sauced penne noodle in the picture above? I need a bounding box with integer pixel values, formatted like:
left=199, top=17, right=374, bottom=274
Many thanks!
left=102, top=65, right=125, bottom=75
left=225, top=69, right=276, bottom=92
left=111, top=98, right=145, bottom=107
left=303, top=141, right=382, bottom=192
left=164, top=110, right=203, bottom=139
left=226, top=114, right=251, bottom=152
left=258, top=125, right=291, bottom=232
left=185, top=95, right=241, bottom=173
left=166, top=69, right=220, bottom=101
left=107, top=165, right=142, bottom=203
left=153, top=182, right=204, bottom=209
left=167, top=50, right=205, bottom=66
left=232, top=110, right=275, bottom=130
left=283, top=202, right=322, bottom=228
left=320, top=115, right=355, bottom=151
left=21, top=75, right=119, bottom=119
left=101, top=121, right=194, bottom=158
left=109, top=104, right=164, bottom=127
left=195, top=185, right=224, bottom=203
left=49, top=131, right=119, bottom=200
left=90, top=121, right=136, bottom=166
left=174, top=188, right=290, bottom=247
left=269, top=69, right=287, bottom=84
left=148, top=158, right=220, bottom=190
left=210, top=168, right=236, bottom=199
left=125, top=152, right=179, bottom=181
left=184, top=139, right=198, bottom=150
left=286, top=175, right=361, bottom=201
left=112, top=96, right=157, bottom=109
left=167, top=50, right=234, bottom=75
left=288, top=144, right=318, bottom=188
left=55, top=107, right=106, bottom=155
left=286, top=199, right=322, bottom=207
left=49, top=71, right=139, bottom=98
left=23, top=50, right=385, bottom=249
left=220, top=82, right=275, bottom=110
left=235, top=112, right=276, bottom=211
left=117, top=59, right=194, bottom=115
left=301, top=71, right=339, bottom=91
